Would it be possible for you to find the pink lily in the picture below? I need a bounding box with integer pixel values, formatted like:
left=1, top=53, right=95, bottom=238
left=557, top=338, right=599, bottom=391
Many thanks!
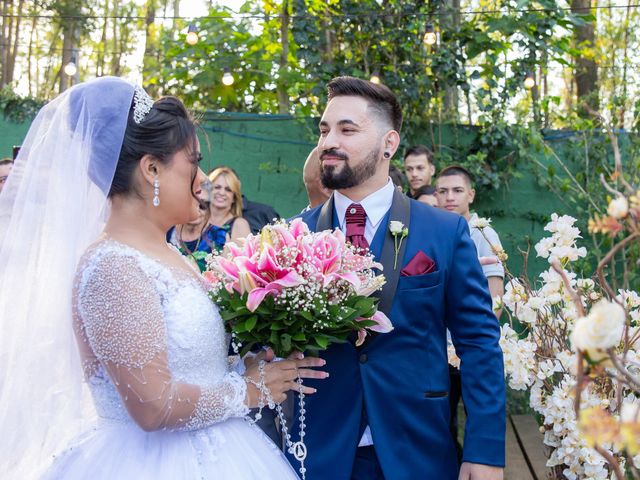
left=244, top=245, right=305, bottom=311
left=369, top=311, right=394, bottom=333
left=354, top=311, right=393, bottom=346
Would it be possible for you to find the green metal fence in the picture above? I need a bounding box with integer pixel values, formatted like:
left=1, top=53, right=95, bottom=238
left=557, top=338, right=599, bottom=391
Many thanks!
left=0, top=113, right=576, bottom=279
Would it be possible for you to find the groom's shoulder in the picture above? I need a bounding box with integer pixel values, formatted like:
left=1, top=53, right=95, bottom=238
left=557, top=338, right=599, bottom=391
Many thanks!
left=409, top=198, right=463, bottom=233
left=290, top=204, right=323, bottom=228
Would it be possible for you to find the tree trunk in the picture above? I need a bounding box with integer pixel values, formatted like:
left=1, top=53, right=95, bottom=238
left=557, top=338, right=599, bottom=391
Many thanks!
left=6, top=0, right=24, bottom=84
left=172, top=0, right=179, bottom=30
left=1, top=0, right=14, bottom=87
left=59, top=26, right=74, bottom=92
left=96, top=0, right=109, bottom=77
left=619, top=2, right=632, bottom=127
left=27, top=14, right=36, bottom=95
left=110, top=0, right=120, bottom=76
left=142, top=0, right=158, bottom=94
left=0, top=0, right=8, bottom=86
left=571, top=0, right=598, bottom=116
left=441, top=0, right=460, bottom=122
left=276, top=0, right=291, bottom=114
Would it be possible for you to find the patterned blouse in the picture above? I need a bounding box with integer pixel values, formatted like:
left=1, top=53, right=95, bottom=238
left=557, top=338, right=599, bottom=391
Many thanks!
left=167, top=219, right=236, bottom=272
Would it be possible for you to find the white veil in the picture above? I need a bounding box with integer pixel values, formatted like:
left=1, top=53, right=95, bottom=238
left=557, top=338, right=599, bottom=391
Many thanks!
left=0, top=77, right=136, bottom=478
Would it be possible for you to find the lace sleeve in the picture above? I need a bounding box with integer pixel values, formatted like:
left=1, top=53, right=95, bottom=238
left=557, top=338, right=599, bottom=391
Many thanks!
left=77, top=252, right=249, bottom=432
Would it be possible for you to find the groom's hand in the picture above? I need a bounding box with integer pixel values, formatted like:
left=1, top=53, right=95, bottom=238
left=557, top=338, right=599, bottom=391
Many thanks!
left=458, top=462, right=503, bottom=480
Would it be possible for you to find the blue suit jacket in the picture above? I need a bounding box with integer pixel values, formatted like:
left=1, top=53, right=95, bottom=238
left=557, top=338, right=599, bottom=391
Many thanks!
left=287, top=191, right=505, bottom=480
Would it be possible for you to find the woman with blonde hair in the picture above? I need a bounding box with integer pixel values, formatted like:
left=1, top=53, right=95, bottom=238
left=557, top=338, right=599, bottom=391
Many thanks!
left=168, top=166, right=251, bottom=271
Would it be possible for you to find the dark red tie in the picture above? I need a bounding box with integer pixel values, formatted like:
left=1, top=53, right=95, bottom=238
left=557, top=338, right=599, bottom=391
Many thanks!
left=345, top=203, right=369, bottom=250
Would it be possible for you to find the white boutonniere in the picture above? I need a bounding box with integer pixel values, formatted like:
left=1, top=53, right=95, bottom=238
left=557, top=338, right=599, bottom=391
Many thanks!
left=389, top=221, right=409, bottom=269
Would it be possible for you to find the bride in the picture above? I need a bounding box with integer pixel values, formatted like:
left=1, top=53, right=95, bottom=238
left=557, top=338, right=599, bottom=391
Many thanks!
left=0, top=77, right=325, bottom=479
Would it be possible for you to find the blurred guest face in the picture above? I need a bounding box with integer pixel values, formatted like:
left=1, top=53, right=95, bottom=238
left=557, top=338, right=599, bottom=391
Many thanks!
left=417, top=193, right=438, bottom=207
left=404, top=154, right=435, bottom=192
left=435, top=174, right=475, bottom=218
left=211, top=174, right=234, bottom=212
left=0, top=163, right=12, bottom=193
left=186, top=180, right=211, bottom=227
left=303, top=147, right=331, bottom=208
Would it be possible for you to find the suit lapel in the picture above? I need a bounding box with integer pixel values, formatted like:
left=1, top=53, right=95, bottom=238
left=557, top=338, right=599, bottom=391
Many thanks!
left=360, top=189, right=411, bottom=350
left=376, top=189, right=411, bottom=316
left=315, top=190, right=411, bottom=348
left=316, top=194, right=335, bottom=232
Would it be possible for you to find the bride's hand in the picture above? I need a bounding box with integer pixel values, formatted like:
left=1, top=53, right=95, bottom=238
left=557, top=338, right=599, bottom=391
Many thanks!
left=244, top=355, right=327, bottom=408
left=243, top=348, right=302, bottom=371
left=243, top=348, right=276, bottom=371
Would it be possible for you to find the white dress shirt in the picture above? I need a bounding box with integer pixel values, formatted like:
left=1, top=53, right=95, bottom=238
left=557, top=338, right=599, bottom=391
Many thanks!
left=332, top=178, right=395, bottom=447
left=333, top=178, right=395, bottom=245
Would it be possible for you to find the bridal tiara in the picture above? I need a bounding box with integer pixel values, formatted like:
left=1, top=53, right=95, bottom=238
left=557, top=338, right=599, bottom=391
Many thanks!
left=133, top=85, right=154, bottom=124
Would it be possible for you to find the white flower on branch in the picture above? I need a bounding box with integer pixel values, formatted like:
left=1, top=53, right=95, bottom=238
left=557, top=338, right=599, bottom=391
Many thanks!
left=570, top=300, right=626, bottom=354
left=620, top=396, right=640, bottom=424
left=617, top=289, right=640, bottom=309
left=607, top=196, right=629, bottom=219
left=469, top=216, right=491, bottom=229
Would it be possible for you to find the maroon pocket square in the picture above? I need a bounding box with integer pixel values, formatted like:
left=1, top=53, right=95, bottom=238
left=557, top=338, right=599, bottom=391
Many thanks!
left=400, top=251, right=437, bottom=277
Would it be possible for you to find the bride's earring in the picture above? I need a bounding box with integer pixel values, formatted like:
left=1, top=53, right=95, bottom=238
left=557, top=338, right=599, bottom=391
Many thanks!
left=153, top=176, right=160, bottom=207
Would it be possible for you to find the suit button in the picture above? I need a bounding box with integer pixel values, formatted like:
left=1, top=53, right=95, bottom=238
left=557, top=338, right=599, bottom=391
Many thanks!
left=359, top=354, right=368, bottom=364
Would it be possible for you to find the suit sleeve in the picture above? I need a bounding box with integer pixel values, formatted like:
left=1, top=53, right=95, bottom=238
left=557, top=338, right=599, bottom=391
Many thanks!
left=446, top=217, right=506, bottom=467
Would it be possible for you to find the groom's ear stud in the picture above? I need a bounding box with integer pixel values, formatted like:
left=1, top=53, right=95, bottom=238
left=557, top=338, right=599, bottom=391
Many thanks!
left=383, top=151, right=390, bottom=159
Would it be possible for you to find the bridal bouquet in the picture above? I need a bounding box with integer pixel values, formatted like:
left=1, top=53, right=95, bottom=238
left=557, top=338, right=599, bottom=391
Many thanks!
left=203, top=218, right=393, bottom=357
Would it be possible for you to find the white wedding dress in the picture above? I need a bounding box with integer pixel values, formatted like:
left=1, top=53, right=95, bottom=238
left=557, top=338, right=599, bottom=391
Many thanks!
left=43, top=239, right=298, bottom=479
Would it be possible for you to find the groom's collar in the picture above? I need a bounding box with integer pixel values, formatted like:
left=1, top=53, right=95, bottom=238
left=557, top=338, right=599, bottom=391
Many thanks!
left=333, top=178, right=395, bottom=231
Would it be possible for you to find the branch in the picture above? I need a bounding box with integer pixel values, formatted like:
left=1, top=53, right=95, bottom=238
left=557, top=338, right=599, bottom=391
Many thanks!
left=599, top=173, right=624, bottom=197
left=575, top=351, right=585, bottom=418
left=597, top=232, right=640, bottom=300
left=583, top=105, right=634, bottom=193
left=594, top=446, right=624, bottom=480
left=540, top=143, right=603, bottom=213
left=607, top=348, right=640, bottom=391
left=550, top=260, right=585, bottom=317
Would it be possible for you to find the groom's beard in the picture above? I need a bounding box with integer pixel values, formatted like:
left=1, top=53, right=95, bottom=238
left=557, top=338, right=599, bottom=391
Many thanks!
left=320, top=147, right=380, bottom=190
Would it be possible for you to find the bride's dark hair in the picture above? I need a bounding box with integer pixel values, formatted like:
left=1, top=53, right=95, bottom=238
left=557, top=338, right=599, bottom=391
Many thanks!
left=109, top=96, right=197, bottom=198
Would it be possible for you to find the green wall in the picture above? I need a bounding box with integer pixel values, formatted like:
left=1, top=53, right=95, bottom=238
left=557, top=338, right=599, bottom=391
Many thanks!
left=0, top=119, right=30, bottom=160
left=0, top=113, right=574, bottom=279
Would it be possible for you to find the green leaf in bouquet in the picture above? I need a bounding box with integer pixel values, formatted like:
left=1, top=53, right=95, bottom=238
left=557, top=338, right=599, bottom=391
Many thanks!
left=314, top=335, right=330, bottom=349
left=336, top=306, right=357, bottom=321
left=220, top=309, right=249, bottom=321
left=298, top=310, right=314, bottom=322
left=273, top=310, right=288, bottom=321
left=280, top=333, right=292, bottom=353
left=354, top=297, right=375, bottom=312
left=354, top=319, right=377, bottom=329
left=229, top=293, right=249, bottom=311
left=291, top=331, right=307, bottom=342
left=255, top=295, right=276, bottom=315
left=245, top=315, right=258, bottom=331
left=270, top=321, right=285, bottom=330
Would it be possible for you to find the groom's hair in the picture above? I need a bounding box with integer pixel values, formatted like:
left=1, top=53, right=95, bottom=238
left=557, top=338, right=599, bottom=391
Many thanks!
left=327, top=76, right=403, bottom=133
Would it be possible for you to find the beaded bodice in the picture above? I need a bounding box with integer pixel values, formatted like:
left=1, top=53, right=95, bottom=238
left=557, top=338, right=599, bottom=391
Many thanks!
left=73, top=239, right=247, bottom=430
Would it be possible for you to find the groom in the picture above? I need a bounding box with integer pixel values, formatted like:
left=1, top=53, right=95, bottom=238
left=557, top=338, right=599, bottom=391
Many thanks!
left=289, top=77, right=505, bottom=479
